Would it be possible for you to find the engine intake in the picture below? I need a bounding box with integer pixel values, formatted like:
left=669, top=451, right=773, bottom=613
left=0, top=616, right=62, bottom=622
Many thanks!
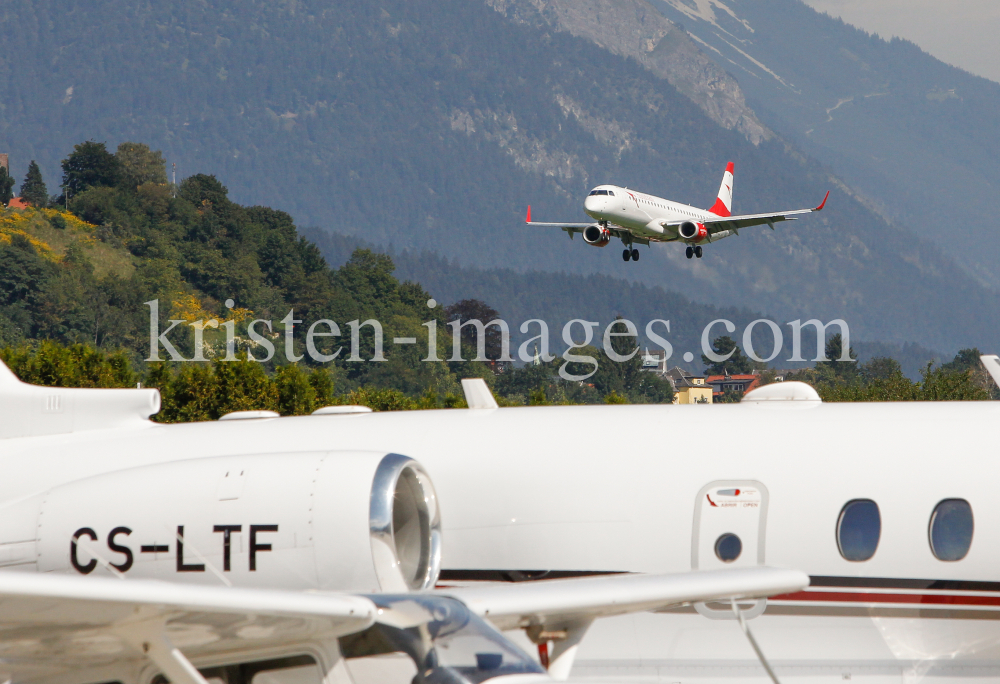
left=583, top=225, right=611, bottom=248
left=679, top=221, right=708, bottom=242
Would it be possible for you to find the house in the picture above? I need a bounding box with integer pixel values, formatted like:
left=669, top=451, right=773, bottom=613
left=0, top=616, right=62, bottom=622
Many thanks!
left=665, top=366, right=713, bottom=404
left=639, top=348, right=668, bottom=374
left=6, top=197, right=28, bottom=210
left=706, top=372, right=762, bottom=400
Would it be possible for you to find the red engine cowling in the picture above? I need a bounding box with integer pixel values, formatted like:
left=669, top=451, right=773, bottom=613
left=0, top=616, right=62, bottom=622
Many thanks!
left=583, top=225, right=611, bottom=247
left=679, top=221, right=708, bottom=242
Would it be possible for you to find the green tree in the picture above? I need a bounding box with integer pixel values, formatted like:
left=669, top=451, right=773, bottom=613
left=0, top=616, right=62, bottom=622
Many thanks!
left=116, top=142, right=167, bottom=190
left=859, top=356, right=902, bottom=382
left=815, top=333, right=858, bottom=383
left=940, top=348, right=982, bottom=374
left=445, top=298, right=506, bottom=368
left=0, top=166, right=14, bottom=206
left=61, top=141, right=121, bottom=197
left=275, top=363, right=317, bottom=415
left=20, top=161, right=48, bottom=208
left=702, top=335, right=753, bottom=375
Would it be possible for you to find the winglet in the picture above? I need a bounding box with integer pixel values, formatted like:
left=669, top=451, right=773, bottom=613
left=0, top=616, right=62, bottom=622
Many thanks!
left=814, top=191, right=830, bottom=211
left=526, top=205, right=531, bottom=223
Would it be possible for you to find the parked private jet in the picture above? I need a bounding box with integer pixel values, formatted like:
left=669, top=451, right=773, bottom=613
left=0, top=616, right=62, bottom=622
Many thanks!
left=1, top=357, right=1000, bottom=684
left=526, top=162, right=829, bottom=260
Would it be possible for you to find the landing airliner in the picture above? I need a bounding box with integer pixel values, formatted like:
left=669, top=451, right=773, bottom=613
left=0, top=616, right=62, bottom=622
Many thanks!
left=526, top=162, right=829, bottom=260
left=2, top=359, right=1000, bottom=684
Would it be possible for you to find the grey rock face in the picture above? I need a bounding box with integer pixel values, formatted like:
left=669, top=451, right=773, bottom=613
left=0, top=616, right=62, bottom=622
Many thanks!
left=485, top=0, right=771, bottom=145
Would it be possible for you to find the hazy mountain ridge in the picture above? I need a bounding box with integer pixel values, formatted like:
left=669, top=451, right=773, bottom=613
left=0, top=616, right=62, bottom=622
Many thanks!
left=307, top=229, right=947, bottom=379
left=485, top=0, right=771, bottom=144
left=0, top=0, right=994, bottom=351
left=651, top=0, right=1000, bottom=290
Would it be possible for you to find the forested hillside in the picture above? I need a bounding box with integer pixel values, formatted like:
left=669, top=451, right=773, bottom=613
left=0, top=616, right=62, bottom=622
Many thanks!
left=0, top=140, right=675, bottom=407
left=0, top=0, right=995, bottom=352
left=308, top=229, right=946, bottom=379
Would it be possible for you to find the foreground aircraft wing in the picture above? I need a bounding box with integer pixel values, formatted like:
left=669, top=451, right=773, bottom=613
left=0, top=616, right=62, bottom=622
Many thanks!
left=0, top=572, right=375, bottom=684
left=443, top=566, right=807, bottom=630
left=442, top=567, right=807, bottom=679
left=699, top=191, right=830, bottom=237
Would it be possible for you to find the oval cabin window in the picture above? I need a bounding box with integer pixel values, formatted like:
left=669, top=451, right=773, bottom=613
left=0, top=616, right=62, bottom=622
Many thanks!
left=929, top=498, right=974, bottom=561
left=836, top=499, right=881, bottom=561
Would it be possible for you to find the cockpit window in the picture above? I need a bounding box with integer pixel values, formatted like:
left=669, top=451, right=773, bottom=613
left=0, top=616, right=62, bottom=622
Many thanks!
left=606, top=190, right=615, bottom=196
left=588, top=190, right=600, bottom=196
left=589, top=189, right=613, bottom=196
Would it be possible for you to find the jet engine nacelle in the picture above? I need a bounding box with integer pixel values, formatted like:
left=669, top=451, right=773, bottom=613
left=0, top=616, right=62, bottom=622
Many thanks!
left=583, top=224, right=611, bottom=247
left=679, top=221, right=708, bottom=242
left=0, top=451, right=441, bottom=593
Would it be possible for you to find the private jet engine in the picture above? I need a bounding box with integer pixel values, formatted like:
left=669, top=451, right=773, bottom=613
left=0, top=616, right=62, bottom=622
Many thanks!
left=0, top=451, right=441, bottom=593
left=583, top=224, right=611, bottom=247
left=679, top=221, right=708, bottom=242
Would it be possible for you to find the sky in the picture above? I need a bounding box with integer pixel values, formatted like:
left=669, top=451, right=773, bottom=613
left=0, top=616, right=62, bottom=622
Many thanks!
left=801, top=0, right=1000, bottom=84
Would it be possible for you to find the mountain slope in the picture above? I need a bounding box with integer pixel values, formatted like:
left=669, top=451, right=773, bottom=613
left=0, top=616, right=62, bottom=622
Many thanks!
left=651, top=0, right=1000, bottom=290
left=0, top=0, right=994, bottom=350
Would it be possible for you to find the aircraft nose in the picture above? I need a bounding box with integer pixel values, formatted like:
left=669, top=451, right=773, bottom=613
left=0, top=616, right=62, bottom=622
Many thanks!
left=584, top=195, right=604, bottom=212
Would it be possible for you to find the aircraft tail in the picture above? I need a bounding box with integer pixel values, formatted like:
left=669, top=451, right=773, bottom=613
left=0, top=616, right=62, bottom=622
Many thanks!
left=708, top=162, right=734, bottom=217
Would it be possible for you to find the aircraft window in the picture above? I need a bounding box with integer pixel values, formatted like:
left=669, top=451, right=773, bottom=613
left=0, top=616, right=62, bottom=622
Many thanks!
left=607, top=191, right=615, bottom=196
left=836, top=499, right=880, bottom=561
left=929, top=498, right=974, bottom=561
left=714, top=533, right=742, bottom=562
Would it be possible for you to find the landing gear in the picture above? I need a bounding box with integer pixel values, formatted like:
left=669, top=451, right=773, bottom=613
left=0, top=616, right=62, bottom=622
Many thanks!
left=695, top=245, right=703, bottom=259
left=631, top=248, right=640, bottom=261
left=686, top=246, right=694, bottom=259
left=622, top=248, right=631, bottom=261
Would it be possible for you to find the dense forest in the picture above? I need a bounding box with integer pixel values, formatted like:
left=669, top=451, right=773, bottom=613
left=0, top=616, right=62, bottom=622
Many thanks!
left=0, top=0, right=995, bottom=352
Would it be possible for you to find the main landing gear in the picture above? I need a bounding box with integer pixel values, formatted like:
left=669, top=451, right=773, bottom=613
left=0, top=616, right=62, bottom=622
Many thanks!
left=622, top=248, right=640, bottom=262
left=685, top=245, right=703, bottom=259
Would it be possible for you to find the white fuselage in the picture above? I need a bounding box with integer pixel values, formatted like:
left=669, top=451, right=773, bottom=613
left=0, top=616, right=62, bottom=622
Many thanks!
left=584, top=185, right=713, bottom=238
left=2, top=400, right=999, bottom=683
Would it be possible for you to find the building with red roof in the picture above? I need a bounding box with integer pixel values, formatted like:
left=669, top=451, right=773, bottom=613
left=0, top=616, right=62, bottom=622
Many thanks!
left=706, top=372, right=761, bottom=400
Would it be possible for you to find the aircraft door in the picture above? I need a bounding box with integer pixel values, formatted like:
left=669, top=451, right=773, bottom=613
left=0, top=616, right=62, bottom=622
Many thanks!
left=691, top=480, right=769, bottom=619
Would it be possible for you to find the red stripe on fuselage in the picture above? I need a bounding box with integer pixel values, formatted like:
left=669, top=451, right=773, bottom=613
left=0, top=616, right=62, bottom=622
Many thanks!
left=772, top=591, right=1000, bottom=607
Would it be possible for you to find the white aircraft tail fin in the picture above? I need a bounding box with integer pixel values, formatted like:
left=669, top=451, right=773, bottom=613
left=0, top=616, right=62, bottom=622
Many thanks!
left=980, top=355, right=1000, bottom=389
left=0, top=359, right=161, bottom=439
left=708, top=162, right=734, bottom=217
left=0, top=358, right=21, bottom=387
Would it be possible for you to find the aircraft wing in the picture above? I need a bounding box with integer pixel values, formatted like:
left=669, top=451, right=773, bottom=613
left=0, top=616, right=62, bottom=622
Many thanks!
left=442, top=566, right=808, bottom=631
left=700, top=191, right=830, bottom=237
left=0, top=572, right=376, bottom=684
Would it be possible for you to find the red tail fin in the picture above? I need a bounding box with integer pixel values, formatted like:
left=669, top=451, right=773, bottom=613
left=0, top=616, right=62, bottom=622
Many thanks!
left=708, top=162, right=735, bottom=217
left=526, top=205, right=532, bottom=223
